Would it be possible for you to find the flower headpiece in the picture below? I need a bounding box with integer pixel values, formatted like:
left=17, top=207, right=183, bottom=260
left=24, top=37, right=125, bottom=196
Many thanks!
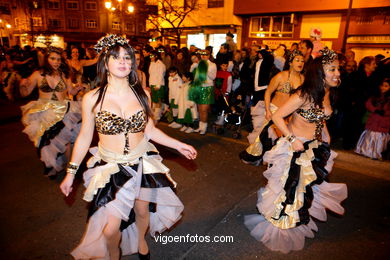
left=288, top=49, right=303, bottom=63
left=94, top=34, right=129, bottom=54
left=320, top=47, right=337, bottom=65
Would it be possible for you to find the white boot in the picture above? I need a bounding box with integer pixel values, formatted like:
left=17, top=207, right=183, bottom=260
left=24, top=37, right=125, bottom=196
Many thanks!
left=200, top=122, right=208, bottom=135
left=154, top=107, right=162, bottom=121
left=194, top=122, right=202, bottom=133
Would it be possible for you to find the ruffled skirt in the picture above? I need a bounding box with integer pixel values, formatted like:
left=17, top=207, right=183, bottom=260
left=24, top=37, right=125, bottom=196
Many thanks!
left=21, top=99, right=81, bottom=176
left=71, top=139, right=183, bottom=259
left=239, top=103, right=278, bottom=165
left=244, top=138, right=347, bottom=253
left=355, top=130, right=390, bottom=159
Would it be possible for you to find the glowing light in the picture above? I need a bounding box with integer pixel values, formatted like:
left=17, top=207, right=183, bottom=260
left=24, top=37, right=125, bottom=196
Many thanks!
left=128, top=5, right=134, bottom=13
left=6, top=24, right=11, bottom=29
left=105, top=1, right=112, bottom=9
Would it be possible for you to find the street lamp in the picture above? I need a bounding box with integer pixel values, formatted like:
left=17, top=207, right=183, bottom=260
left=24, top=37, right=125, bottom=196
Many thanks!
left=105, top=1, right=135, bottom=34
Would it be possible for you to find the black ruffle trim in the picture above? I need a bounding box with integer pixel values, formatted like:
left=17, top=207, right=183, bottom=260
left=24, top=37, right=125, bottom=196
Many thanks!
left=239, top=121, right=276, bottom=165
left=86, top=159, right=174, bottom=231
left=274, top=141, right=331, bottom=226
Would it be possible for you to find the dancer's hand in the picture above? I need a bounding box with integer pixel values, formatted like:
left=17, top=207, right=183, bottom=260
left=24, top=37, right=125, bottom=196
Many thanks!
left=291, top=139, right=304, bottom=152
left=177, top=143, right=197, bottom=160
left=60, top=174, right=75, bottom=197
left=265, top=110, right=272, bottom=121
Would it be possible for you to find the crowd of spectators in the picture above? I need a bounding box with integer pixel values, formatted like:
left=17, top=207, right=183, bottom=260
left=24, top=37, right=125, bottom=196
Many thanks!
left=0, top=34, right=389, bottom=159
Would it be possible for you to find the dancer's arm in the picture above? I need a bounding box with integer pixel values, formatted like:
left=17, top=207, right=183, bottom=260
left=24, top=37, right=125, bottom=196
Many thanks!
left=272, top=93, right=305, bottom=151
left=65, top=77, right=84, bottom=96
left=264, top=72, right=282, bottom=120
left=81, top=56, right=99, bottom=67
left=19, top=71, right=39, bottom=97
left=60, top=91, right=96, bottom=196
left=144, top=92, right=197, bottom=160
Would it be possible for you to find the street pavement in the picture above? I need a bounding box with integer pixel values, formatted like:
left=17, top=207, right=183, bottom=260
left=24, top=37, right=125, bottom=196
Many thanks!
left=0, top=100, right=389, bottom=260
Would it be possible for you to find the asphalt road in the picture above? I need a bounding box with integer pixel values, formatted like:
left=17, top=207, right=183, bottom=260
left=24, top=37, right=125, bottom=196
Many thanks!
left=0, top=118, right=389, bottom=260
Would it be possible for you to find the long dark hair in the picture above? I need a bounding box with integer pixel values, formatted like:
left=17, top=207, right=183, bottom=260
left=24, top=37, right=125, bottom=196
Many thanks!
left=93, top=44, right=152, bottom=119
left=41, top=47, right=70, bottom=78
left=292, top=56, right=327, bottom=108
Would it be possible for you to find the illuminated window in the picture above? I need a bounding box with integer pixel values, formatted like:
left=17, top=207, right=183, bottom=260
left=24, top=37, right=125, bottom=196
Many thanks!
left=85, top=1, right=97, bottom=11
left=66, top=1, right=79, bottom=10
left=33, top=17, right=43, bottom=27
left=68, top=18, right=80, bottom=29
left=250, top=16, right=293, bottom=38
left=384, top=16, right=390, bottom=25
left=208, top=0, right=224, bottom=8
left=112, top=22, right=120, bottom=30
left=356, top=15, right=374, bottom=25
left=86, top=19, right=97, bottom=28
left=47, top=0, right=60, bottom=9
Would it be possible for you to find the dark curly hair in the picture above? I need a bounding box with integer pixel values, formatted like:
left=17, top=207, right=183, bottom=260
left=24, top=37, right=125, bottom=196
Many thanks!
left=292, top=55, right=329, bottom=108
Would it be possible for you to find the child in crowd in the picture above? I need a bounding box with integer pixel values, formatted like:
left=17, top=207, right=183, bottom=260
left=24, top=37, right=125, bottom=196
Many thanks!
left=167, top=66, right=183, bottom=128
left=355, top=78, right=390, bottom=160
left=176, top=72, right=198, bottom=133
left=214, top=61, right=232, bottom=125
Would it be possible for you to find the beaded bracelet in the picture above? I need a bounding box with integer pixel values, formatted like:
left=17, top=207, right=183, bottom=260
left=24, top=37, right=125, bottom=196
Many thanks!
left=66, top=162, right=79, bottom=175
left=286, top=134, right=296, bottom=143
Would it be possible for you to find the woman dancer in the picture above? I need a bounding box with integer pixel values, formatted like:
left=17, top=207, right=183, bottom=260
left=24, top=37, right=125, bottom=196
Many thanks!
left=244, top=48, right=347, bottom=253
left=60, top=35, right=197, bottom=260
left=240, top=50, right=305, bottom=165
left=67, top=47, right=98, bottom=98
left=20, top=46, right=83, bottom=177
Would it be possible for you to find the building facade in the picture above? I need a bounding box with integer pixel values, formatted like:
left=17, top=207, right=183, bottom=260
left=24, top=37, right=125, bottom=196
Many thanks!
left=234, top=0, right=390, bottom=61
left=147, top=0, right=242, bottom=53
left=1, top=0, right=153, bottom=48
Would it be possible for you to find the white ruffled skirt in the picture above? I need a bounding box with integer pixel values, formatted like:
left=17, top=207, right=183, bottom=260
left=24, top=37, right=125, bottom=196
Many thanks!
left=355, top=130, right=390, bottom=159
left=71, top=139, right=184, bottom=259
left=245, top=138, right=347, bottom=253
left=21, top=99, right=81, bottom=175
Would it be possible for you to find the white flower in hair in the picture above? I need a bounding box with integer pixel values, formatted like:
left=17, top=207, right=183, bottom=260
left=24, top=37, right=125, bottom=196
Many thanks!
left=94, top=34, right=129, bottom=54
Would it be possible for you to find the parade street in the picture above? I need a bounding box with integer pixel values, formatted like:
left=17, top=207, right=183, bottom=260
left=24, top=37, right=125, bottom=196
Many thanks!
left=0, top=106, right=389, bottom=260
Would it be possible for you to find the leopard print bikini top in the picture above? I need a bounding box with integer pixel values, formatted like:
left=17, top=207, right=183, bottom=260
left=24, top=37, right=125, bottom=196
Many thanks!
left=39, top=76, right=67, bottom=101
left=296, top=106, right=332, bottom=141
left=95, top=96, right=147, bottom=154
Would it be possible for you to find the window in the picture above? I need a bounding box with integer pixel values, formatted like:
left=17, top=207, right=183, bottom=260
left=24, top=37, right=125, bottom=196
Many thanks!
left=356, top=15, right=374, bottom=25
left=86, top=19, right=97, bottom=28
left=126, top=23, right=135, bottom=33
left=85, top=1, right=97, bottom=11
left=47, top=0, right=60, bottom=9
left=385, top=16, right=390, bottom=25
left=0, top=3, right=11, bottom=14
left=48, top=19, right=62, bottom=28
left=33, top=17, right=43, bottom=27
left=250, top=16, right=293, bottom=38
left=66, top=1, right=79, bottom=10
left=112, top=22, right=120, bottom=30
left=68, top=18, right=80, bottom=29
left=208, top=0, right=223, bottom=8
